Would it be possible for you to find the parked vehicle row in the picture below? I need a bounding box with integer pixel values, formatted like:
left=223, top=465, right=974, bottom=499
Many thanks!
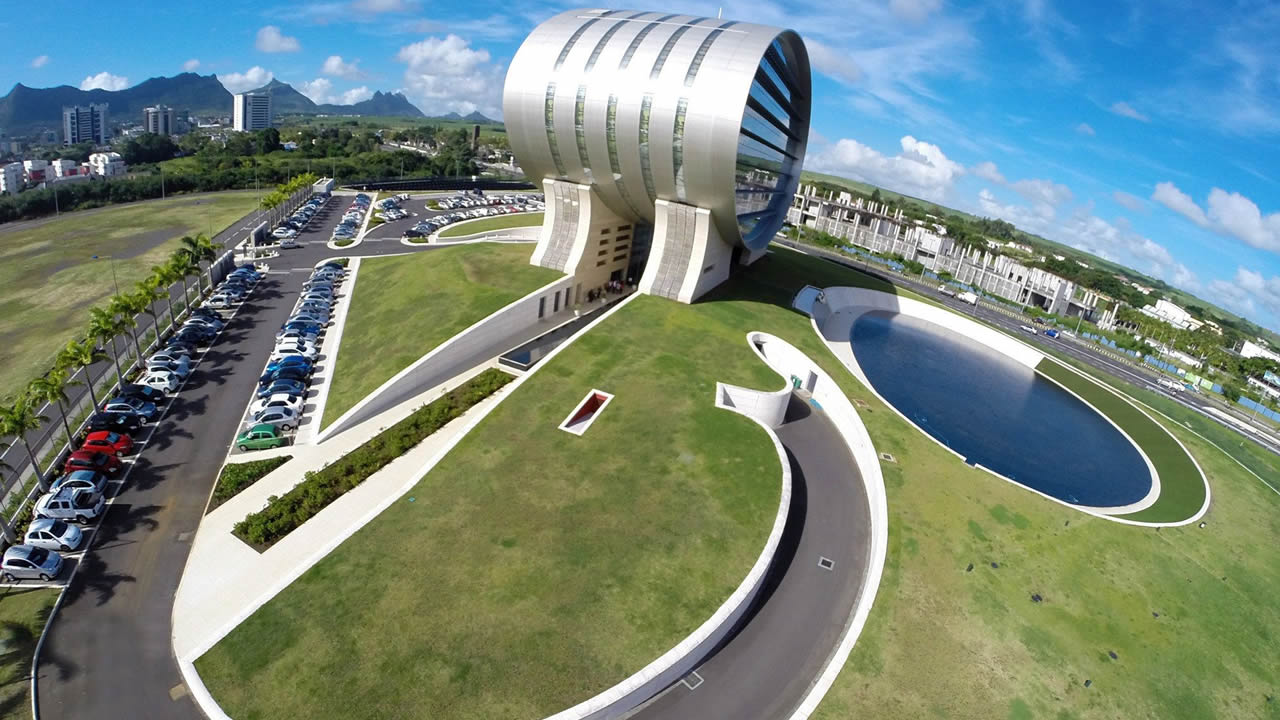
left=405, top=194, right=543, bottom=239
left=434, top=191, right=544, bottom=211
left=375, top=195, right=411, bottom=222
left=236, top=261, right=346, bottom=452
left=332, top=193, right=372, bottom=241
left=273, top=193, right=331, bottom=245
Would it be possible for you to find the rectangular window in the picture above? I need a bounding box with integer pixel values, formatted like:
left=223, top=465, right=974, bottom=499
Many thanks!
left=598, top=249, right=609, bottom=256
left=601, top=227, right=611, bottom=234
left=613, top=253, right=628, bottom=262
left=672, top=97, right=689, bottom=201
left=538, top=297, right=546, bottom=319
left=597, top=260, right=607, bottom=267
left=638, top=93, right=656, bottom=202
left=553, top=291, right=561, bottom=313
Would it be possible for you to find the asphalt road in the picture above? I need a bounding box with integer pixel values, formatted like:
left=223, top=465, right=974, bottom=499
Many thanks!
left=34, top=195, right=444, bottom=719
left=630, top=394, right=872, bottom=720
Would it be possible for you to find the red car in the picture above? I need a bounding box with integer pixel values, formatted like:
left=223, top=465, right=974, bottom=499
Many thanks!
left=81, top=431, right=134, bottom=456
left=63, top=449, right=123, bottom=475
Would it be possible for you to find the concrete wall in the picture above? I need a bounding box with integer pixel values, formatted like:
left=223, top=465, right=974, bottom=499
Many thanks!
left=318, top=275, right=576, bottom=441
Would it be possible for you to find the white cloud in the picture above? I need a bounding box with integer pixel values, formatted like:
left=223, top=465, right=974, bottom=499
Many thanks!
left=889, top=0, right=941, bottom=23
left=811, top=135, right=964, bottom=202
left=79, top=72, right=129, bottom=91
left=1152, top=181, right=1209, bottom=226
left=971, top=161, right=1006, bottom=184
left=1011, top=177, right=1074, bottom=207
left=299, top=77, right=374, bottom=105
left=1109, top=101, right=1149, bottom=122
left=1113, top=190, right=1145, bottom=212
left=1075, top=122, right=1095, bottom=136
left=30, top=55, right=48, bottom=69
left=806, top=39, right=862, bottom=85
left=256, top=25, right=300, bottom=53
left=396, top=34, right=504, bottom=117
left=218, top=66, right=274, bottom=94
left=322, top=55, right=362, bottom=79
left=1207, top=267, right=1280, bottom=322
left=183, top=58, right=201, bottom=72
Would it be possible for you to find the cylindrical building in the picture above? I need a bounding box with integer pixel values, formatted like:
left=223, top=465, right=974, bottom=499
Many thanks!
left=504, top=9, right=811, bottom=303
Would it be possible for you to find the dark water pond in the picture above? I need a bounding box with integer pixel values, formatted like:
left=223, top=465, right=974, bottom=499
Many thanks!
left=851, top=312, right=1151, bottom=507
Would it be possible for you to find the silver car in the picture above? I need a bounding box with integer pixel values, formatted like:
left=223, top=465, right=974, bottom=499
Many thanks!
left=252, top=407, right=298, bottom=431
left=2, top=545, right=64, bottom=583
left=24, top=519, right=84, bottom=552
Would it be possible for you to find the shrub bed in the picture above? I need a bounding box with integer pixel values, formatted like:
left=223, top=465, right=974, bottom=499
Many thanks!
left=233, top=369, right=513, bottom=548
left=209, top=456, right=293, bottom=512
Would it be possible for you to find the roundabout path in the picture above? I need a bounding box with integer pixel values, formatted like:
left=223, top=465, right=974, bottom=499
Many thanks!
left=629, top=394, right=872, bottom=720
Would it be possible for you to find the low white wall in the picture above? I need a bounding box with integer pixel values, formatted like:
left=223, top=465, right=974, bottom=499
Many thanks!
left=318, top=274, right=576, bottom=441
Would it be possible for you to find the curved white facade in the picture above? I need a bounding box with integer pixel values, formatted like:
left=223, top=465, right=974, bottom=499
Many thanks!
left=504, top=9, right=811, bottom=251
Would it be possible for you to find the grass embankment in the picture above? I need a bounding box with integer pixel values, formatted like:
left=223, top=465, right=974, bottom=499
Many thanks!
left=0, top=588, right=59, bottom=718
left=197, top=295, right=788, bottom=718
left=1036, top=359, right=1206, bottom=522
left=234, top=370, right=512, bottom=548
left=320, top=243, right=560, bottom=427
left=437, top=211, right=543, bottom=238
left=0, top=191, right=259, bottom=400
left=208, top=456, right=293, bottom=512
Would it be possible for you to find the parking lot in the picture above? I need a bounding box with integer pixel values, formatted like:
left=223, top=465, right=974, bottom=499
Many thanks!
left=361, top=191, right=544, bottom=241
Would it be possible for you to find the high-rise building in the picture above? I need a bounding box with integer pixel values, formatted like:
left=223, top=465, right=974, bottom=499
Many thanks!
left=233, top=93, right=272, bottom=132
left=144, top=105, right=175, bottom=135
left=63, top=103, right=109, bottom=145
left=504, top=9, right=811, bottom=304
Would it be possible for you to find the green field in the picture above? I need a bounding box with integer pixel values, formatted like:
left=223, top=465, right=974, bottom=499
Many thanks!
left=197, top=294, right=786, bottom=719
left=438, top=212, right=544, bottom=238
left=198, top=247, right=1278, bottom=720
left=0, top=191, right=259, bottom=401
left=320, top=243, right=560, bottom=428
left=0, top=588, right=59, bottom=718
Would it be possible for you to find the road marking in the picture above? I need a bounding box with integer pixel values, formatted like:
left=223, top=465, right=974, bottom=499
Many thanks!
left=681, top=670, right=704, bottom=691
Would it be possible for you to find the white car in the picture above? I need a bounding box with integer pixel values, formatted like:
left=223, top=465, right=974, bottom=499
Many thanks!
left=277, top=330, right=319, bottom=345
left=1019, top=325, right=1037, bottom=334
left=1, top=545, right=64, bottom=583
left=252, top=406, right=298, bottom=431
left=271, top=348, right=318, bottom=364
left=290, top=313, right=329, bottom=326
left=34, top=486, right=105, bottom=524
left=184, top=315, right=224, bottom=330
left=150, top=350, right=192, bottom=366
left=139, top=370, right=181, bottom=393
left=24, top=519, right=84, bottom=552
left=272, top=227, right=297, bottom=239
left=250, top=393, right=304, bottom=417
left=148, top=359, right=192, bottom=379
left=280, top=238, right=300, bottom=249
left=207, top=293, right=236, bottom=309
left=300, top=292, right=334, bottom=305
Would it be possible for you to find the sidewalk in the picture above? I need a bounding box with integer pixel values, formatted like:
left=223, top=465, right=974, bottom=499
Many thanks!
left=173, top=359, right=506, bottom=666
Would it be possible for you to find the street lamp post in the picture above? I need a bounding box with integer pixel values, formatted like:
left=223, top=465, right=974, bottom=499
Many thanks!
left=90, top=254, right=122, bottom=297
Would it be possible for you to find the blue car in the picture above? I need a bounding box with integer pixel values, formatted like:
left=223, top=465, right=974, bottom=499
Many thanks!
left=265, top=356, right=313, bottom=375
left=278, top=321, right=322, bottom=337
left=259, top=366, right=310, bottom=387
left=103, top=396, right=159, bottom=421
left=256, top=378, right=306, bottom=399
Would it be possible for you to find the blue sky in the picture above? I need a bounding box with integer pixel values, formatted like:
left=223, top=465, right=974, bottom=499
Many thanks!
left=5, top=0, right=1280, bottom=332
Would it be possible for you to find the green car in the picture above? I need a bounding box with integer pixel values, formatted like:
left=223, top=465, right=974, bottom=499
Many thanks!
left=236, top=423, right=287, bottom=451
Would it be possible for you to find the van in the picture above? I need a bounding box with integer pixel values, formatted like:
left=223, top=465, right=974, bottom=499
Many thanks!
left=34, top=486, right=106, bottom=524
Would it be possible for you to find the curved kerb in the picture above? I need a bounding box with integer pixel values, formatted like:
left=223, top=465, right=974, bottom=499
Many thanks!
left=805, top=285, right=1210, bottom=528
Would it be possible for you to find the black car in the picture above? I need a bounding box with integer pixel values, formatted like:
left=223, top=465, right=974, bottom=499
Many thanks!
left=190, top=307, right=223, bottom=319
left=259, top=366, right=310, bottom=387
left=86, top=411, right=145, bottom=435
left=403, top=229, right=427, bottom=239
left=117, top=383, right=166, bottom=403
left=172, top=330, right=214, bottom=347
left=176, top=324, right=217, bottom=340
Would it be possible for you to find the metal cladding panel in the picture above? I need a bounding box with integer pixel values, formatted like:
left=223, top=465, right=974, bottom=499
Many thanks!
left=504, top=8, right=811, bottom=248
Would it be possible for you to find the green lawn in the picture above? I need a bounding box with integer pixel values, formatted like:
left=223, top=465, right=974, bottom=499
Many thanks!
left=0, top=191, right=260, bottom=401
left=197, top=294, right=786, bottom=719
left=1036, top=359, right=1206, bottom=523
left=198, top=247, right=1279, bottom=720
left=0, top=588, right=59, bottom=719
left=438, top=211, right=544, bottom=238
left=319, top=243, right=561, bottom=428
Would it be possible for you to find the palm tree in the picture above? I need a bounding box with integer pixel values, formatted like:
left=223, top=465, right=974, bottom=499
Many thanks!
left=179, top=233, right=221, bottom=292
left=88, top=306, right=126, bottom=387
left=0, top=393, right=52, bottom=492
left=29, top=368, right=78, bottom=451
left=132, top=280, right=166, bottom=350
left=169, top=251, right=201, bottom=309
left=109, top=292, right=145, bottom=364
left=151, top=263, right=181, bottom=329
left=58, top=338, right=107, bottom=410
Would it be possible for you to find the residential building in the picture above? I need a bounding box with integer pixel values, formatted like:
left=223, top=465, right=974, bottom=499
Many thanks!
left=0, top=162, right=22, bottom=194
left=504, top=9, right=811, bottom=304
left=1240, top=339, right=1280, bottom=364
left=1139, top=298, right=1203, bottom=331
left=232, top=93, right=272, bottom=132
left=144, top=105, right=175, bottom=135
left=63, top=103, right=109, bottom=145
left=22, top=159, right=51, bottom=184
left=88, top=151, right=126, bottom=177
left=50, top=158, right=78, bottom=177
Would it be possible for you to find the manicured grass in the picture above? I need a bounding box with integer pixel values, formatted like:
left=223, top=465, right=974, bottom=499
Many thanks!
left=198, top=247, right=1279, bottom=720
left=0, top=191, right=259, bottom=401
left=319, top=243, right=560, bottom=428
left=1036, top=359, right=1206, bottom=522
left=208, top=456, right=293, bottom=512
left=0, top=588, right=59, bottom=719
left=437, top=211, right=544, bottom=238
left=196, top=294, right=786, bottom=719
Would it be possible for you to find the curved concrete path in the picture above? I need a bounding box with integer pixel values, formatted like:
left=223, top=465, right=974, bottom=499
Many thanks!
left=627, top=393, right=872, bottom=720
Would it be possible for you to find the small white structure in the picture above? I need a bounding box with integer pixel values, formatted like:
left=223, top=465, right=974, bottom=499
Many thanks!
left=1140, top=298, right=1203, bottom=331
left=0, top=162, right=22, bottom=194
left=88, top=152, right=127, bottom=177
left=558, top=389, right=615, bottom=436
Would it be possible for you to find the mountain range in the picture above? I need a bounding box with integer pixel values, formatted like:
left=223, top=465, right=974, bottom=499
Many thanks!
left=0, top=73, right=426, bottom=134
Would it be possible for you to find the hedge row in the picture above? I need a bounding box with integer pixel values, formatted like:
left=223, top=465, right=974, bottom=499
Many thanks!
left=209, top=456, right=293, bottom=512
left=233, top=369, right=513, bottom=548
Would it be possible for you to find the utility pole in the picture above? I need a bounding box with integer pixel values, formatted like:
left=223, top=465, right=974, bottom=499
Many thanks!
left=160, top=165, right=165, bottom=200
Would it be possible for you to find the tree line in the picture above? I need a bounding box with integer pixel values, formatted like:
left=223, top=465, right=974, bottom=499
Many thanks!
left=0, top=234, right=221, bottom=540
